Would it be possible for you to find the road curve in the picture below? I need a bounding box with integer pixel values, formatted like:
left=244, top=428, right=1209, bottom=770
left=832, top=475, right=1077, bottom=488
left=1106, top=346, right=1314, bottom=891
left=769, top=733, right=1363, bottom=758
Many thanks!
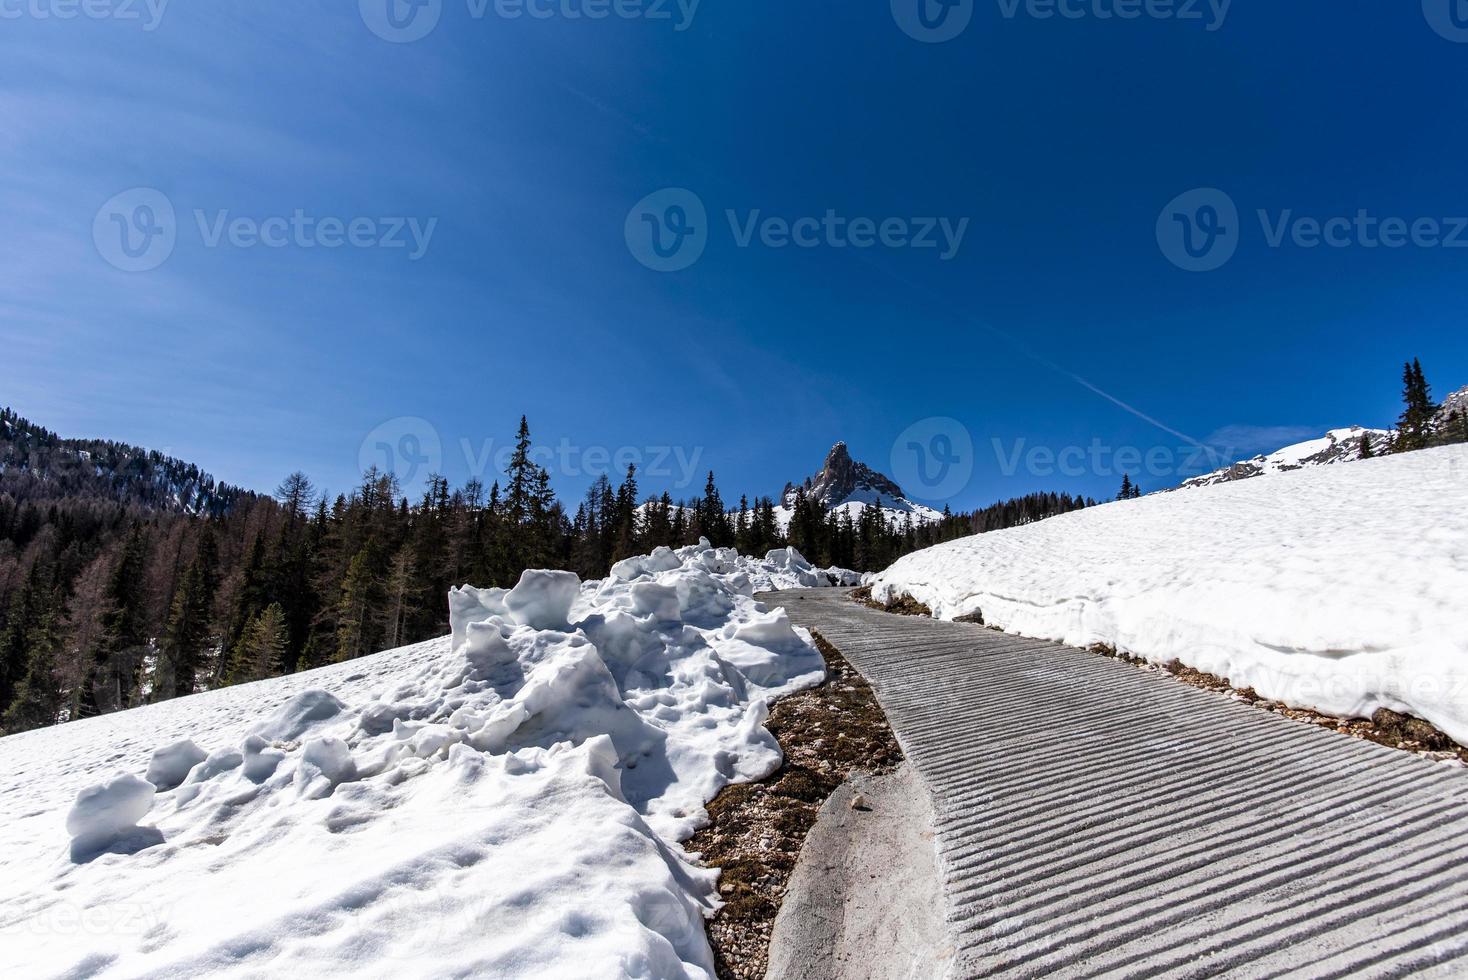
left=761, top=588, right=1468, bottom=979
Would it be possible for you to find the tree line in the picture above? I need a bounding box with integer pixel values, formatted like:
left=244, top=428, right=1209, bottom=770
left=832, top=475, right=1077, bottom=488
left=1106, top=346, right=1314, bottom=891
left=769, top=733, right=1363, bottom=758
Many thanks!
left=1362, top=358, right=1467, bottom=456
left=0, top=412, right=1094, bottom=735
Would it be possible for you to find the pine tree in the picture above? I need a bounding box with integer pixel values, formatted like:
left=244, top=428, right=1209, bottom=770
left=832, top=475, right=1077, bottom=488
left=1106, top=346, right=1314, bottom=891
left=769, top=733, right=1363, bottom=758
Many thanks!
left=332, top=548, right=378, bottom=664
left=1117, top=474, right=1135, bottom=501
left=0, top=563, right=48, bottom=711
left=612, top=465, right=640, bottom=563
left=1359, top=432, right=1374, bottom=459
left=223, top=533, right=271, bottom=671
left=2, top=596, right=62, bottom=733
left=82, top=525, right=150, bottom=714
left=1393, top=358, right=1438, bottom=453
left=644, top=492, right=674, bottom=550
left=156, top=555, right=211, bottom=700
left=230, top=603, right=287, bottom=684
left=697, top=471, right=730, bottom=546
left=378, top=544, right=419, bottom=650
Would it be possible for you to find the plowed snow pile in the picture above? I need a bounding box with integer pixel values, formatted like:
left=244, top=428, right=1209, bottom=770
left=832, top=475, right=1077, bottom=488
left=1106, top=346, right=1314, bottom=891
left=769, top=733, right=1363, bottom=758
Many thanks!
left=871, top=445, right=1468, bottom=744
left=0, top=541, right=827, bottom=979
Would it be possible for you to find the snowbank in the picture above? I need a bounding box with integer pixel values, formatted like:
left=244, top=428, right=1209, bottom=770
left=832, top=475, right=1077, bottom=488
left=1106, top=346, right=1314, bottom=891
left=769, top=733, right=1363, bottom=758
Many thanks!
left=871, top=446, right=1468, bottom=744
left=0, top=540, right=826, bottom=979
left=613, top=542, right=857, bottom=591
left=733, top=546, right=860, bottom=590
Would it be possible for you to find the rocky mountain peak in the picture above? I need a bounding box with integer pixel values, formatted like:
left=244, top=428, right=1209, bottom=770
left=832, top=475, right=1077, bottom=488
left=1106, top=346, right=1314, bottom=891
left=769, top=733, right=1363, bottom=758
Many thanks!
left=783, top=442, right=907, bottom=510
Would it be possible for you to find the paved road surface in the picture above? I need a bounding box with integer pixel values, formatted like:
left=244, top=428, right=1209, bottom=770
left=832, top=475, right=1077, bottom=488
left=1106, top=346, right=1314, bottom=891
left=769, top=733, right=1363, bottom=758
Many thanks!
left=761, top=589, right=1468, bottom=979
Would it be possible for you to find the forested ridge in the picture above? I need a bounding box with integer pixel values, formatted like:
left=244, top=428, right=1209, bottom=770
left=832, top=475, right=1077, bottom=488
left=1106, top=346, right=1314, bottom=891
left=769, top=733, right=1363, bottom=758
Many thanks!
left=0, top=410, right=1092, bottom=734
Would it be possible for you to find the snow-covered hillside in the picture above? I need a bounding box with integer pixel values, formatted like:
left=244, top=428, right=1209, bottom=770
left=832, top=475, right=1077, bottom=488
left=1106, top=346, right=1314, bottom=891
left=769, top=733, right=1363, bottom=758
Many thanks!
left=871, top=445, right=1468, bottom=744
left=774, top=442, right=943, bottom=529
left=1176, top=425, right=1390, bottom=490
left=0, top=542, right=833, bottom=978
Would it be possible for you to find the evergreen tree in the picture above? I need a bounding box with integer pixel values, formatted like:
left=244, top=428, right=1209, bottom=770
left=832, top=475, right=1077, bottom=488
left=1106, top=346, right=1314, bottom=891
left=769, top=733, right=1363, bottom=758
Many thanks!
left=612, top=465, right=640, bottom=563
left=156, top=556, right=211, bottom=700
left=1393, top=358, right=1438, bottom=452
left=0, top=563, right=48, bottom=710
left=697, top=471, right=730, bottom=546
left=644, top=492, right=674, bottom=550
left=82, top=525, right=150, bottom=714
left=332, top=548, right=379, bottom=664
left=1359, top=432, right=1374, bottom=459
left=222, top=533, right=271, bottom=672
left=1117, top=474, right=1135, bottom=501
left=378, top=544, right=419, bottom=650
left=2, top=595, right=62, bottom=733
left=230, top=603, right=287, bottom=684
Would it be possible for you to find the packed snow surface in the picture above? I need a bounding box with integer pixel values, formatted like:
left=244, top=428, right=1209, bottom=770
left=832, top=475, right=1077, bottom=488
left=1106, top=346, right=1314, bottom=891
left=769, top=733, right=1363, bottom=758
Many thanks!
left=872, top=446, right=1468, bottom=744
left=0, top=541, right=828, bottom=979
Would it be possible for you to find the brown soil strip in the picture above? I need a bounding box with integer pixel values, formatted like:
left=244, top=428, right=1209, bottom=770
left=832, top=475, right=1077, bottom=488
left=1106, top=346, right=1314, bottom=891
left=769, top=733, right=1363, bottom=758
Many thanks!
left=1089, top=643, right=1468, bottom=767
left=851, top=584, right=931, bottom=617
left=851, top=587, right=1466, bottom=767
left=690, top=630, right=903, bottom=980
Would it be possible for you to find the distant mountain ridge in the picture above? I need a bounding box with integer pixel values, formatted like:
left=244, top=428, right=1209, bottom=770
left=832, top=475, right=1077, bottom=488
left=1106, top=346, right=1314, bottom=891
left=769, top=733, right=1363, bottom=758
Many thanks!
left=776, top=442, right=944, bottom=527
left=0, top=408, right=248, bottom=516
left=1176, top=383, right=1467, bottom=491
left=1176, top=426, right=1391, bottom=490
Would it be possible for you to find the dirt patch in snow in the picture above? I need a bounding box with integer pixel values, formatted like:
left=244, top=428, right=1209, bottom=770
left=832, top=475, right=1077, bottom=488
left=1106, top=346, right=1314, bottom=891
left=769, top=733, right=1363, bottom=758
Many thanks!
left=689, top=630, right=903, bottom=980
left=1089, top=643, right=1468, bottom=767
left=850, top=585, right=932, bottom=618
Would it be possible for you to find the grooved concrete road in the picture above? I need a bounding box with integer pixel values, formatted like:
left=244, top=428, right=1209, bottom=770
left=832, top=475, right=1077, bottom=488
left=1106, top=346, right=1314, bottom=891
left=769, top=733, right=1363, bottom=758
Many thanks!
left=761, top=589, right=1468, bottom=979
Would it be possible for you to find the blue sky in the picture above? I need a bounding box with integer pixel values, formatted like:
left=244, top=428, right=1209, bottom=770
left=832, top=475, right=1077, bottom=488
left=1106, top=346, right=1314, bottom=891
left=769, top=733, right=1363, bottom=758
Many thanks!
left=2, top=0, right=1466, bottom=510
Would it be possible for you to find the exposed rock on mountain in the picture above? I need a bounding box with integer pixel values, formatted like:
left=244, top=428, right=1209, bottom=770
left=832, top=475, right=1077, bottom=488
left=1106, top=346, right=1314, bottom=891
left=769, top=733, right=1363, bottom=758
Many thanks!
left=777, top=443, right=943, bottom=526
left=1177, top=426, right=1391, bottom=490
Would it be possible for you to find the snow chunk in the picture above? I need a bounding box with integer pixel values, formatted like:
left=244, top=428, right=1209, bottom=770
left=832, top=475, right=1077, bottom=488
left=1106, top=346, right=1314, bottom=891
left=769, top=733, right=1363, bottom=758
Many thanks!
left=630, top=581, right=682, bottom=621
left=448, top=584, right=509, bottom=649
left=295, top=736, right=357, bottom=798
left=66, top=773, right=155, bottom=856
left=251, top=690, right=346, bottom=742
left=504, top=569, right=580, bottom=630
left=241, top=734, right=285, bottom=783
left=144, top=739, right=207, bottom=790
left=611, top=545, right=685, bottom=582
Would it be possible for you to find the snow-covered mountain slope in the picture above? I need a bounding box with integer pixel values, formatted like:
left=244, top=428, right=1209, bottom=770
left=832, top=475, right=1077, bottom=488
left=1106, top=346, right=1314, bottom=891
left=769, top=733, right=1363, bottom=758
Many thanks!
left=1176, top=425, right=1391, bottom=490
left=0, top=542, right=830, bottom=979
left=1437, top=384, right=1468, bottom=431
left=871, top=445, right=1468, bottom=744
left=774, top=442, right=944, bottom=529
